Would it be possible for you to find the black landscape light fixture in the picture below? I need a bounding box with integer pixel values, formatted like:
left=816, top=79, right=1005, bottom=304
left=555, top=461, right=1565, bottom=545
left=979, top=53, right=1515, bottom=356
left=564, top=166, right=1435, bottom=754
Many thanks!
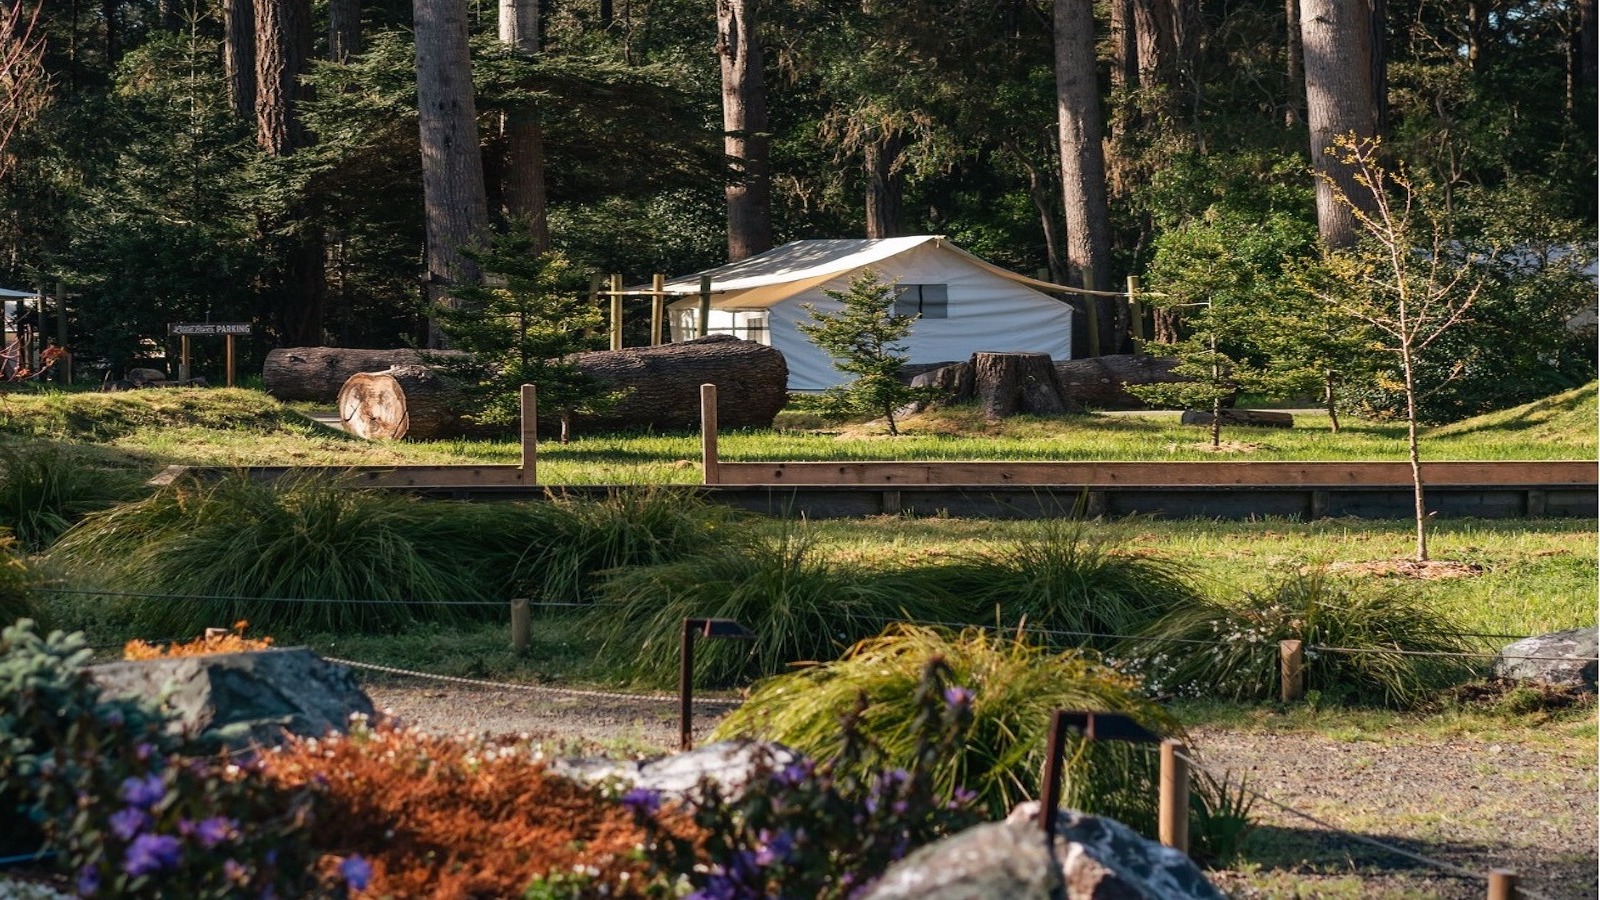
left=679, top=617, right=757, bottom=751
left=1037, top=710, right=1161, bottom=835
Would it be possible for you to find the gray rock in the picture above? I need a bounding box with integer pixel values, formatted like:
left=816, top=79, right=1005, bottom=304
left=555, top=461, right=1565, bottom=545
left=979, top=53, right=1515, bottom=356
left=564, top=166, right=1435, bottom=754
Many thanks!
left=1493, top=627, right=1598, bottom=690
left=551, top=739, right=799, bottom=799
left=862, top=801, right=1224, bottom=900
left=90, top=648, right=375, bottom=751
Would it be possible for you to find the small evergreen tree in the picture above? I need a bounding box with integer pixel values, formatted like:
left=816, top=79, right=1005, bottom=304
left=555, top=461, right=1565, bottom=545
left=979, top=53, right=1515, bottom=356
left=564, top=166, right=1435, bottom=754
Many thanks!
left=429, top=233, right=616, bottom=442
left=798, top=270, right=934, bottom=436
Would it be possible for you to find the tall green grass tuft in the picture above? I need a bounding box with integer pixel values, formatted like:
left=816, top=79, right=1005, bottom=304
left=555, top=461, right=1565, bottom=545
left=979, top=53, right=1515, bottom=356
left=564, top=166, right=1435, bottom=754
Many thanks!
left=0, top=536, right=42, bottom=627
left=1125, top=567, right=1476, bottom=707
left=713, top=624, right=1179, bottom=827
left=518, top=487, right=737, bottom=604
left=0, top=444, right=143, bottom=550
left=586, top=523, right=963, bottom=686
left=917, top=518, right=1202, bottom=648
left=48, top=473, right=569, bottom=635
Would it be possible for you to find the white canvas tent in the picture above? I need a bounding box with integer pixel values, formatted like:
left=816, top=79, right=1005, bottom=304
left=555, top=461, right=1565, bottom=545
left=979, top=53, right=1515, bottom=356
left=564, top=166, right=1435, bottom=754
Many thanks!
left=663, top=236, right=1074, bottom=391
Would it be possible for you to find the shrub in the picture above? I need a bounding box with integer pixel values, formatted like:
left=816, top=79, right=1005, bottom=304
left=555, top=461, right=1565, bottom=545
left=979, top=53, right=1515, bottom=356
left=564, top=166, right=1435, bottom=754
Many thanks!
left=49, top=473, right=570, bottom=635
left=0, top=621, right=324, bottom=898
left=920, top=518, right=1202, bottom=649
left=586, top=524, right=962, bottom=686
left=632, top=657, right=981, bottom=898
left=1124, top=567, right=1476, bottom=707
left=122, top=620, right=272, bottom=660
left=0, top=444, right=142, bottom=551
left=713, top=624, right=1180, bottom=828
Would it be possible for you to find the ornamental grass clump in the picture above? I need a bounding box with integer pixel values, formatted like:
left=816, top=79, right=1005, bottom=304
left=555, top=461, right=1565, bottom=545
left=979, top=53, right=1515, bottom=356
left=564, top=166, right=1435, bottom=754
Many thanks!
left=0, top=621, right=324, bottom=898
left=713, top=624, right=1179, bottom=828
left=630, top=657, right=981, bottom=899
left=0, top=443, right=142, bottom=551
left=918, top=518, right=1202, bottom=648
left=0, top=536, right=41, bottom=628
left=1124, top=567, right=1476, bottom=707
left=586, top=524, right=962, bottom=687
left=49, top=472, right=569, bottom=635
left=519, top=486, right=739, bottom=605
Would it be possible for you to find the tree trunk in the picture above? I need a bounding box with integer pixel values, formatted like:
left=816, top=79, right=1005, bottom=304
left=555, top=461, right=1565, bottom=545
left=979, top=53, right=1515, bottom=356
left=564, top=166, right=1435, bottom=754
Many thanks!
left=1023, top=161, right=1068, bottom=284
left=1054, top=0, right=1116, bottom=353
left=1301, top=0, right=1380, bottom=249
left=262, top=346, right=469, bottom=402
left=328, top=0, right=361, bottom=62
left=718, top=0, right=773, bottom=262
left=1574, top=0, right=1597, bottom=129
left=254, top=0, right=312, bottom=156
left=415, top=0, right=491, bottom=348
left=225, top=0, right=256, bottom=121
left=972, top=351, right=1082, bottom=421
left=338, top=365, right=468, bottom=440
left=864, top=130, right=906, bottom=239
left=1284, top=0, right=1303, bottom=126
left=498, top=0, right=550, bottom=251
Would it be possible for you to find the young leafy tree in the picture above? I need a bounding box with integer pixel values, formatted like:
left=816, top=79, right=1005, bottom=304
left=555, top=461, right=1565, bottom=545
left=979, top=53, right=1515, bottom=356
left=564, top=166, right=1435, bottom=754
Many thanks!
left=798, top=270, right=933, bottom=436
left=429, top=233, right=614, bottom=443
left=1317, top=134, right=1487, bottom=562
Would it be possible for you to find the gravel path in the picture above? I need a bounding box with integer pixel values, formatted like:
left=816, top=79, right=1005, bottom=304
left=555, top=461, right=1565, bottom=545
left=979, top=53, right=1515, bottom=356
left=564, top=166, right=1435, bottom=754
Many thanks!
left=365, top=680, right=1597, bottom=899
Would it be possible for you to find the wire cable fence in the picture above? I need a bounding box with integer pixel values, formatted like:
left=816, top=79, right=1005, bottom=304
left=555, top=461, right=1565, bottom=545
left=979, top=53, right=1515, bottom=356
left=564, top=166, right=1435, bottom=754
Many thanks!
left=1168, top=746, right=1558, bottom=900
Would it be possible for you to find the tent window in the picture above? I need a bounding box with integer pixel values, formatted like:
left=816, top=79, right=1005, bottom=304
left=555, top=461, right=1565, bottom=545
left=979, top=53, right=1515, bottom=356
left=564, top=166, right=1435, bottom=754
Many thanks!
left=894, top=284, right=949, bottom=319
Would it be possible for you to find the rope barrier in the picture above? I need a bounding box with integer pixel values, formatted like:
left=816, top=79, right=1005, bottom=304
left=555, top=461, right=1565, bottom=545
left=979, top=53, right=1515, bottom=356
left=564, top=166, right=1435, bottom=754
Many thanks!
left=323, top=655, right=739, bottom=709
left=1170, top=747, right=1556, bottom=899
left=1309, top=643, right=1598, bottom=663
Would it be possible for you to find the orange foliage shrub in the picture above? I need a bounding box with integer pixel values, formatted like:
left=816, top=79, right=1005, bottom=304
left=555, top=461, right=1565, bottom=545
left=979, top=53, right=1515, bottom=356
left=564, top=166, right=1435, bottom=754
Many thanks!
left=124, top=620, right=274, bottom=660
left=260, top=719, right=696, bottom=898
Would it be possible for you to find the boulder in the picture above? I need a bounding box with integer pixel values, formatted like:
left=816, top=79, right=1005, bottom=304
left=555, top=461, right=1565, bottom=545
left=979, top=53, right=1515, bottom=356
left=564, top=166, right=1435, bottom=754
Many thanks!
left=90, top=648, right=375, bottom=751
left=1493, top=627, right=1598, bottom=691
left=862, top=801, right=1224, bottom=900
left=551, top=739, right=800, bottom=799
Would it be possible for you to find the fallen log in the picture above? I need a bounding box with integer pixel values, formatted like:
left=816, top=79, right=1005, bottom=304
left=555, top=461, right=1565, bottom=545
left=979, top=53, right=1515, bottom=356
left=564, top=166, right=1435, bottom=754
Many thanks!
left=334, top=336, right=789, bottom=440
left=1052, top=354, right=1194, bottom=410
left=264, top=347, right=467, bottom=402
left=1180, top=409, right=1294, bottom=429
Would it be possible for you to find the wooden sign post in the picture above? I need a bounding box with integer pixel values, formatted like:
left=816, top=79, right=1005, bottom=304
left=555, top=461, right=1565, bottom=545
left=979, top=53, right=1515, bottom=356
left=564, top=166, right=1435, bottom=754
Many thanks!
left=168, top=322, right=251, bottom=386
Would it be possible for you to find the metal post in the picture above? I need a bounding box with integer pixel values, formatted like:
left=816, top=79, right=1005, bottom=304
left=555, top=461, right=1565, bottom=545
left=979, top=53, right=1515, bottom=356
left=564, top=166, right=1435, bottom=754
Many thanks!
left=1280, top=639, right=1305, bottom=702
left=698, top=275, right=712, bottom=338
left=511, top=598, right=530, bottom=653
left=651, top=274, right=665, bottom=346
left=700, top=383, right=719, bottom=485
left=519, top=384, right=537, bottom=482
left=609, top=274, right=623, bottom=351
left=679, top=618, right=696, bottom=751
left=1159, top=739, right=1190, bottom=853
left=1038, top=710, right=1071, bottom=833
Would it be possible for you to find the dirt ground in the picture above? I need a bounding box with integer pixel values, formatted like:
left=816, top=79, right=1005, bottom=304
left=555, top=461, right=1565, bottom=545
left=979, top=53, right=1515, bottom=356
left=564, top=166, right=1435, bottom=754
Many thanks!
left=365, top=680, right=1598, bottom=900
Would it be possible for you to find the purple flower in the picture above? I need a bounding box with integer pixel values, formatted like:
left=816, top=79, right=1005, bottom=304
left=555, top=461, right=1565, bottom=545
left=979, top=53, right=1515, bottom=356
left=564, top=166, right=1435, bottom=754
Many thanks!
left=949, top=786, right=978, bottom=809
left=134, top=742, right=155, bottom=762
left=619, top=786, right=662, bottom=817
left=76, top=864, right=100, bottom=896
left=339, top=855, right=373, bottom=892
left=772, top=760, right=812, bottom=788
left=223, top=859, right=248, bottom=883
left=122, top=833, right=182, bottom=877
left=109, top=807, right=149, bottom=841
left=754, top=829, right=795, bottom=866
left=192, top=816, right=236, bottom=849
left=943, top=686, right=974, bottom=709
left=119, top=773, right=166, bottom=810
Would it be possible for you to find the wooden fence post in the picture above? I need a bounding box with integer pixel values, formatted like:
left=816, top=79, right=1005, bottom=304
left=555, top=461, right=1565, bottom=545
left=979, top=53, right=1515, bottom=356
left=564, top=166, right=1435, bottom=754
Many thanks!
left=700, top=383, right=719, bottom=485
left=1127, top=275, right=1145, bottom=342
left=519, top=384, right=537, bottom=483
left=1280, top=639, right=1305, bottom=702
left=1487, top=869, right=1517, bottom=899
left=651, top=274, right=665, bottom=346
left=225, top=333, right=236, bottom=387
left=609, top=274, right=624, bottom=351
left=179, top=334, right=191, bottom=382
left=1080, top=265, right=1101, bottom=358
left=511, top=597, right=530, bottom=653
left=1159, top=739, right=1190, bottom=853
left=698, top=276, right=712, bottom=338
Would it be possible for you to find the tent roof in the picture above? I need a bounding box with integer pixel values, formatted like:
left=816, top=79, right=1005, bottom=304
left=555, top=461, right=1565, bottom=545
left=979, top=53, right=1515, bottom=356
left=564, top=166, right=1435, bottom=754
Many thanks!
left=0, top=287, right=39, bottom=300
left=659, top=236, right=1077, bottom=309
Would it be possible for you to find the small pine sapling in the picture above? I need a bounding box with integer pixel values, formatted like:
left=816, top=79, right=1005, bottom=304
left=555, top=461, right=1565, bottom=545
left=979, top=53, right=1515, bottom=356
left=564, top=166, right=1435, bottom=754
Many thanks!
left=429, top=233, right=618, bottom=442
left=798, top=270, right=939, bottom=435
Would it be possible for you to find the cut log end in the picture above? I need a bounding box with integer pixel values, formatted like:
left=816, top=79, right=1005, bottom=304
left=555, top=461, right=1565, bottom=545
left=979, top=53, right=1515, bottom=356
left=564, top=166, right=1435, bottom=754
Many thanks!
left=337, top=365, right=461, bottom=440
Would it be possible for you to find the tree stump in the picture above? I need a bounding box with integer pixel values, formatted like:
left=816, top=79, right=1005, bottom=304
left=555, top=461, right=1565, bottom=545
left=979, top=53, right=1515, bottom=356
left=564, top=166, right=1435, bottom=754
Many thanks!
left=264, top=347, right=467, bottom=402
left=971, top=351, right=1082, bottom=420
left=337, top=365, right=467, bottom=440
